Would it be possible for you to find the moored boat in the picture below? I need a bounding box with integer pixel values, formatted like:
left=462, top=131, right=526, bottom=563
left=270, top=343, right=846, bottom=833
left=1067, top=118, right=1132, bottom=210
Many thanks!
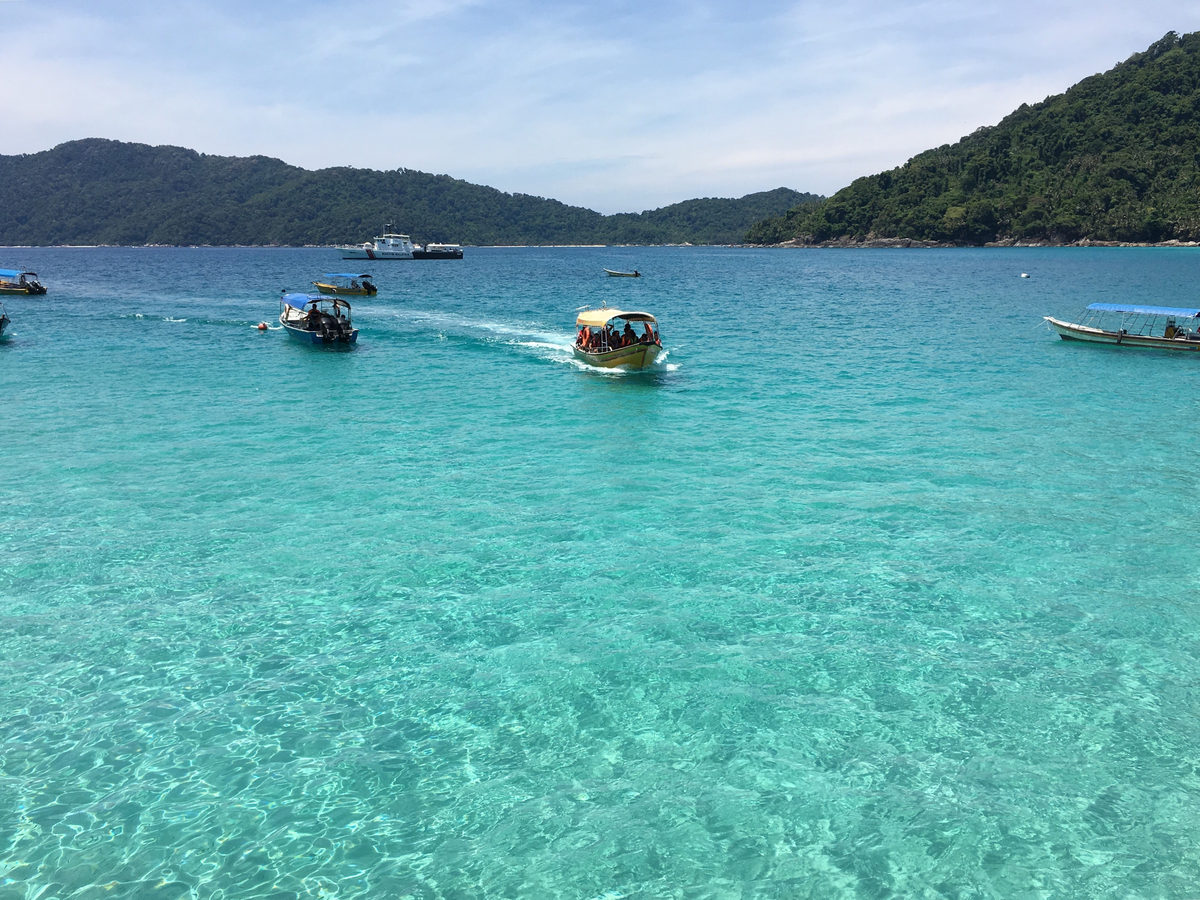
left=0, top=269, right=47, bottom=295
left=1045, top=303, right=1200, bottom=351
left=604, top=268, right=640, bottom=277
left=279, top=293, right=358, bottom=346
left=0, top=302, right=10, bottom=340
left=573, top=305, right=661, bottom=369
left=338, top=226, right=416, bottom=260
left=413, top=243, right=464, bottom=260
left=312, top=273, right=377, bottom=296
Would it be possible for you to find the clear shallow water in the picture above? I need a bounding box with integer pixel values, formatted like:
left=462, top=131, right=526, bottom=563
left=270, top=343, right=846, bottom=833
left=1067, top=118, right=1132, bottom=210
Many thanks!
left=2, top=246, right=1200, bottom=899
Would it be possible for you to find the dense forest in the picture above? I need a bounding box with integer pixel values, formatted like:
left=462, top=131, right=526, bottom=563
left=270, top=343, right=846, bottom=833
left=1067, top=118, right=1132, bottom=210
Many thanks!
left=747, top=31, right=1200, bottom=246
left=0, top=140, right=818, bottom=247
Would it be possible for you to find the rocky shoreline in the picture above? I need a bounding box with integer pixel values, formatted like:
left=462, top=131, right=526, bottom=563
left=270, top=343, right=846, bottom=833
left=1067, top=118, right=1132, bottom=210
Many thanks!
left=756, top=235, right=1200, bottom=249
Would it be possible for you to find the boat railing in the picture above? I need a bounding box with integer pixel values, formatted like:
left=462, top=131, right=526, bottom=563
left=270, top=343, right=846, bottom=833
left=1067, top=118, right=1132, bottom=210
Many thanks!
left=1082, top=308, right=1200, bottom=339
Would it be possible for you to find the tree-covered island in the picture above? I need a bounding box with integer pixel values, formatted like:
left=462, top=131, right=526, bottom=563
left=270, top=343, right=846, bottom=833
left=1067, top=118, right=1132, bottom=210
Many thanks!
left=0, top=140, right=818, bottom=247
left=747, top=31, right=1200, bottom=246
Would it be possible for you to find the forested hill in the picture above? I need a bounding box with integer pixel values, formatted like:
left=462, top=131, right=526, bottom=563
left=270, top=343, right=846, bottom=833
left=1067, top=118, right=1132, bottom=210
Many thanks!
left=0, top=139, right=818, bottom=246
left=747, top=31, right=1200, bottom=246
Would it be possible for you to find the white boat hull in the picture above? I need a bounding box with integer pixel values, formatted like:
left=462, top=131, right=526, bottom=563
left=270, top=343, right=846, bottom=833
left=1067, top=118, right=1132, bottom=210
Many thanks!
left=1045, top=317, right=1200, bottom=351
left=338, top=246, right=413, bottom=260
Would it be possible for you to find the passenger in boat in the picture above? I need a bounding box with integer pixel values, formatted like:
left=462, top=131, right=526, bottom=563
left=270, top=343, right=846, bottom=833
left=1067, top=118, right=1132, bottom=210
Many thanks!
left=578, top=326, right=588, bottom=347
left=642, top=323, right=657, bottom=344
left=622, top=322, right=636, bottom=345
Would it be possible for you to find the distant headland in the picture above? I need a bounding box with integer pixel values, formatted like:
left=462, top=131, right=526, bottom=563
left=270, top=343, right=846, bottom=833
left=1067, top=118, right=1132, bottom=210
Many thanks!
left=0, top=140, right=819, bottom=248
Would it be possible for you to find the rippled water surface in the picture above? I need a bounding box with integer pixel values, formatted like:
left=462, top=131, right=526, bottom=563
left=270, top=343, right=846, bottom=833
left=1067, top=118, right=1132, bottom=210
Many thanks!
left=3, top=246, right=1200, bottom=899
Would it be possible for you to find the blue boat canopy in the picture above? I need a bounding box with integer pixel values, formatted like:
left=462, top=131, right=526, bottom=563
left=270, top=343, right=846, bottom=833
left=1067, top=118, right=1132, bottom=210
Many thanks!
left=1087, top=303, right=1200, bottom=317
left=281, top=292, right=324, bottom=305
left=0, top=269, right=30, bottom=278
left=321, top=273, right=372, bottom=279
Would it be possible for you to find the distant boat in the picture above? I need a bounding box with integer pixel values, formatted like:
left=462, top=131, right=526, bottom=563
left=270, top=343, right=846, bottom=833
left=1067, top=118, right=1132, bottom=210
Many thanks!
left=279, top=293, right=358, bottom=346
left=573, top=304, right=661, bottom=369
left=339, top=225, right=464, bottom=260
left=1045, top=303, right=1200, bottom=351
left=413, top=243, right=464, bottom=260
left=312, top=273, right=377, bottom=296
left=0, top=269, right=46, bottom=295
left=0, top=302, right=10, bottom=339
left=604, top=268, right=641, bottom=277
left=339, top=227, right=416, bottom=260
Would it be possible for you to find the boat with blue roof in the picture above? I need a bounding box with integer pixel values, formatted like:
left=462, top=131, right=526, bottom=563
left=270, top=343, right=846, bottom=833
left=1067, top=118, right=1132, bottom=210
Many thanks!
left=279, top=293, right=358, bottom=346
left=0, top=269, right=46, bottom=295
left=312, top=273, right=377, bottom=296
left=1046, top=303, right=1200, bottom=350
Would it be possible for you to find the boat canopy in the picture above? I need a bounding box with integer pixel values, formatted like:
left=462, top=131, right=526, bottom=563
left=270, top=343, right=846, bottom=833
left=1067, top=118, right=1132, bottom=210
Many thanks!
left=321, top=273, right=372, bottom=279
left=282, top=292, right=350, bottom=308
left=1087, top=303, right=1200, bottom=318
left=0, top=269, right=33, bottom=279
left=576, top=308, right=657, bottom=327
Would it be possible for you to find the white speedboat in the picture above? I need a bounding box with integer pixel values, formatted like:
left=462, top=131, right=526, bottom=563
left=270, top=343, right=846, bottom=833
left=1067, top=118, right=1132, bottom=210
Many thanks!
left=338, top=225, right=416, bottom=260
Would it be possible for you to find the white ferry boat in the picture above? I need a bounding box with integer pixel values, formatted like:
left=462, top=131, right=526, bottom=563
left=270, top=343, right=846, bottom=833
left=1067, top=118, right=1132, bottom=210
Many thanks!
left=338, top=225, right=415, bottom=260
left=338, top=225, right=463, bottom=260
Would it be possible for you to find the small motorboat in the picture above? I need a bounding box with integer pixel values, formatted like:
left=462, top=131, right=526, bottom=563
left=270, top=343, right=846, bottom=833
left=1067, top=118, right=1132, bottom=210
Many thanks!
left=0, top=269, right=47, bottom=295
left=573, top=304, right=661, bottom=369
left=604, top=268, right=641, bottom=277
left=279, top=293, right=358, bottom=346
left=0, top=302, right=10, bottom=340
left=312, top=273, right=377, bottom=296
left=1045, top=303, right=1200, bottom=351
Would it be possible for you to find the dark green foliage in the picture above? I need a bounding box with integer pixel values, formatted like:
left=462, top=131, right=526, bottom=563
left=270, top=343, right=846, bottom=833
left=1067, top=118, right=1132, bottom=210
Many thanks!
left=0, top=139, right=816, bottom=246
left=747, top=31, right=1200, bottom=245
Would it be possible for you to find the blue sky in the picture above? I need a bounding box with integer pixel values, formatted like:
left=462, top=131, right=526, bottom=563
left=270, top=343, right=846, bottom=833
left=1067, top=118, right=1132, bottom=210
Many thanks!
left=2, top=1, right=1200, bottom=212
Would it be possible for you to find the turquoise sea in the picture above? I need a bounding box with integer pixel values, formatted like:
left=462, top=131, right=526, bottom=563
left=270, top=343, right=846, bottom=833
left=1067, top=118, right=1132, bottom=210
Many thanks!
left=2, top=246, right=1200, bottom=899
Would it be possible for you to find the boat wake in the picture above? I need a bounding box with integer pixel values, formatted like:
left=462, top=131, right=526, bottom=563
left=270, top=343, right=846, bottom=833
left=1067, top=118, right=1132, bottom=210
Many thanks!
left=389, top=308, right=679, bottom=375
left=122, top=313, right=282, bottom=330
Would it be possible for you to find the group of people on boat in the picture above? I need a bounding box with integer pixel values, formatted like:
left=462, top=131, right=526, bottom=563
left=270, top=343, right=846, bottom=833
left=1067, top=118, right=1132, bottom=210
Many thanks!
left=576, top=320, right=659, bottom=353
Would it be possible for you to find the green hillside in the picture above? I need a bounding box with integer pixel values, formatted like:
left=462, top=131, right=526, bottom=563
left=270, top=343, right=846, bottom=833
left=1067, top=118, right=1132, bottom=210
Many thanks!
left=747, top=31, right=1200, bottom=246
left=0, top=139, right=818, bottom=247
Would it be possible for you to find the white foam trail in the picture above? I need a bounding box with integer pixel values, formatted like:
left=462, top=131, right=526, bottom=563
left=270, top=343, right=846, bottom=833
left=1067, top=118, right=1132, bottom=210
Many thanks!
left=392, top=307, right=679, bottom=374
left=392, top=308, right=576, bottom=354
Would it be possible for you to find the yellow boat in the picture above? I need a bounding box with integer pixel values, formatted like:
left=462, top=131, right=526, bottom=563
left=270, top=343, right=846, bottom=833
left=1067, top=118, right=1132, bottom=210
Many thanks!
left=573, top=306, right=661, bottom=369
left=0, top=269, right=46, bottom=295
left=311, top=273, right=377, bottom=296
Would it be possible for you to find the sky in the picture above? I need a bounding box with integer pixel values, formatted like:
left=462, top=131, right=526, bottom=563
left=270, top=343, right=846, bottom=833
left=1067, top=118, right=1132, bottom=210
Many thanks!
left=2, top=1, right=1200, bottom=213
